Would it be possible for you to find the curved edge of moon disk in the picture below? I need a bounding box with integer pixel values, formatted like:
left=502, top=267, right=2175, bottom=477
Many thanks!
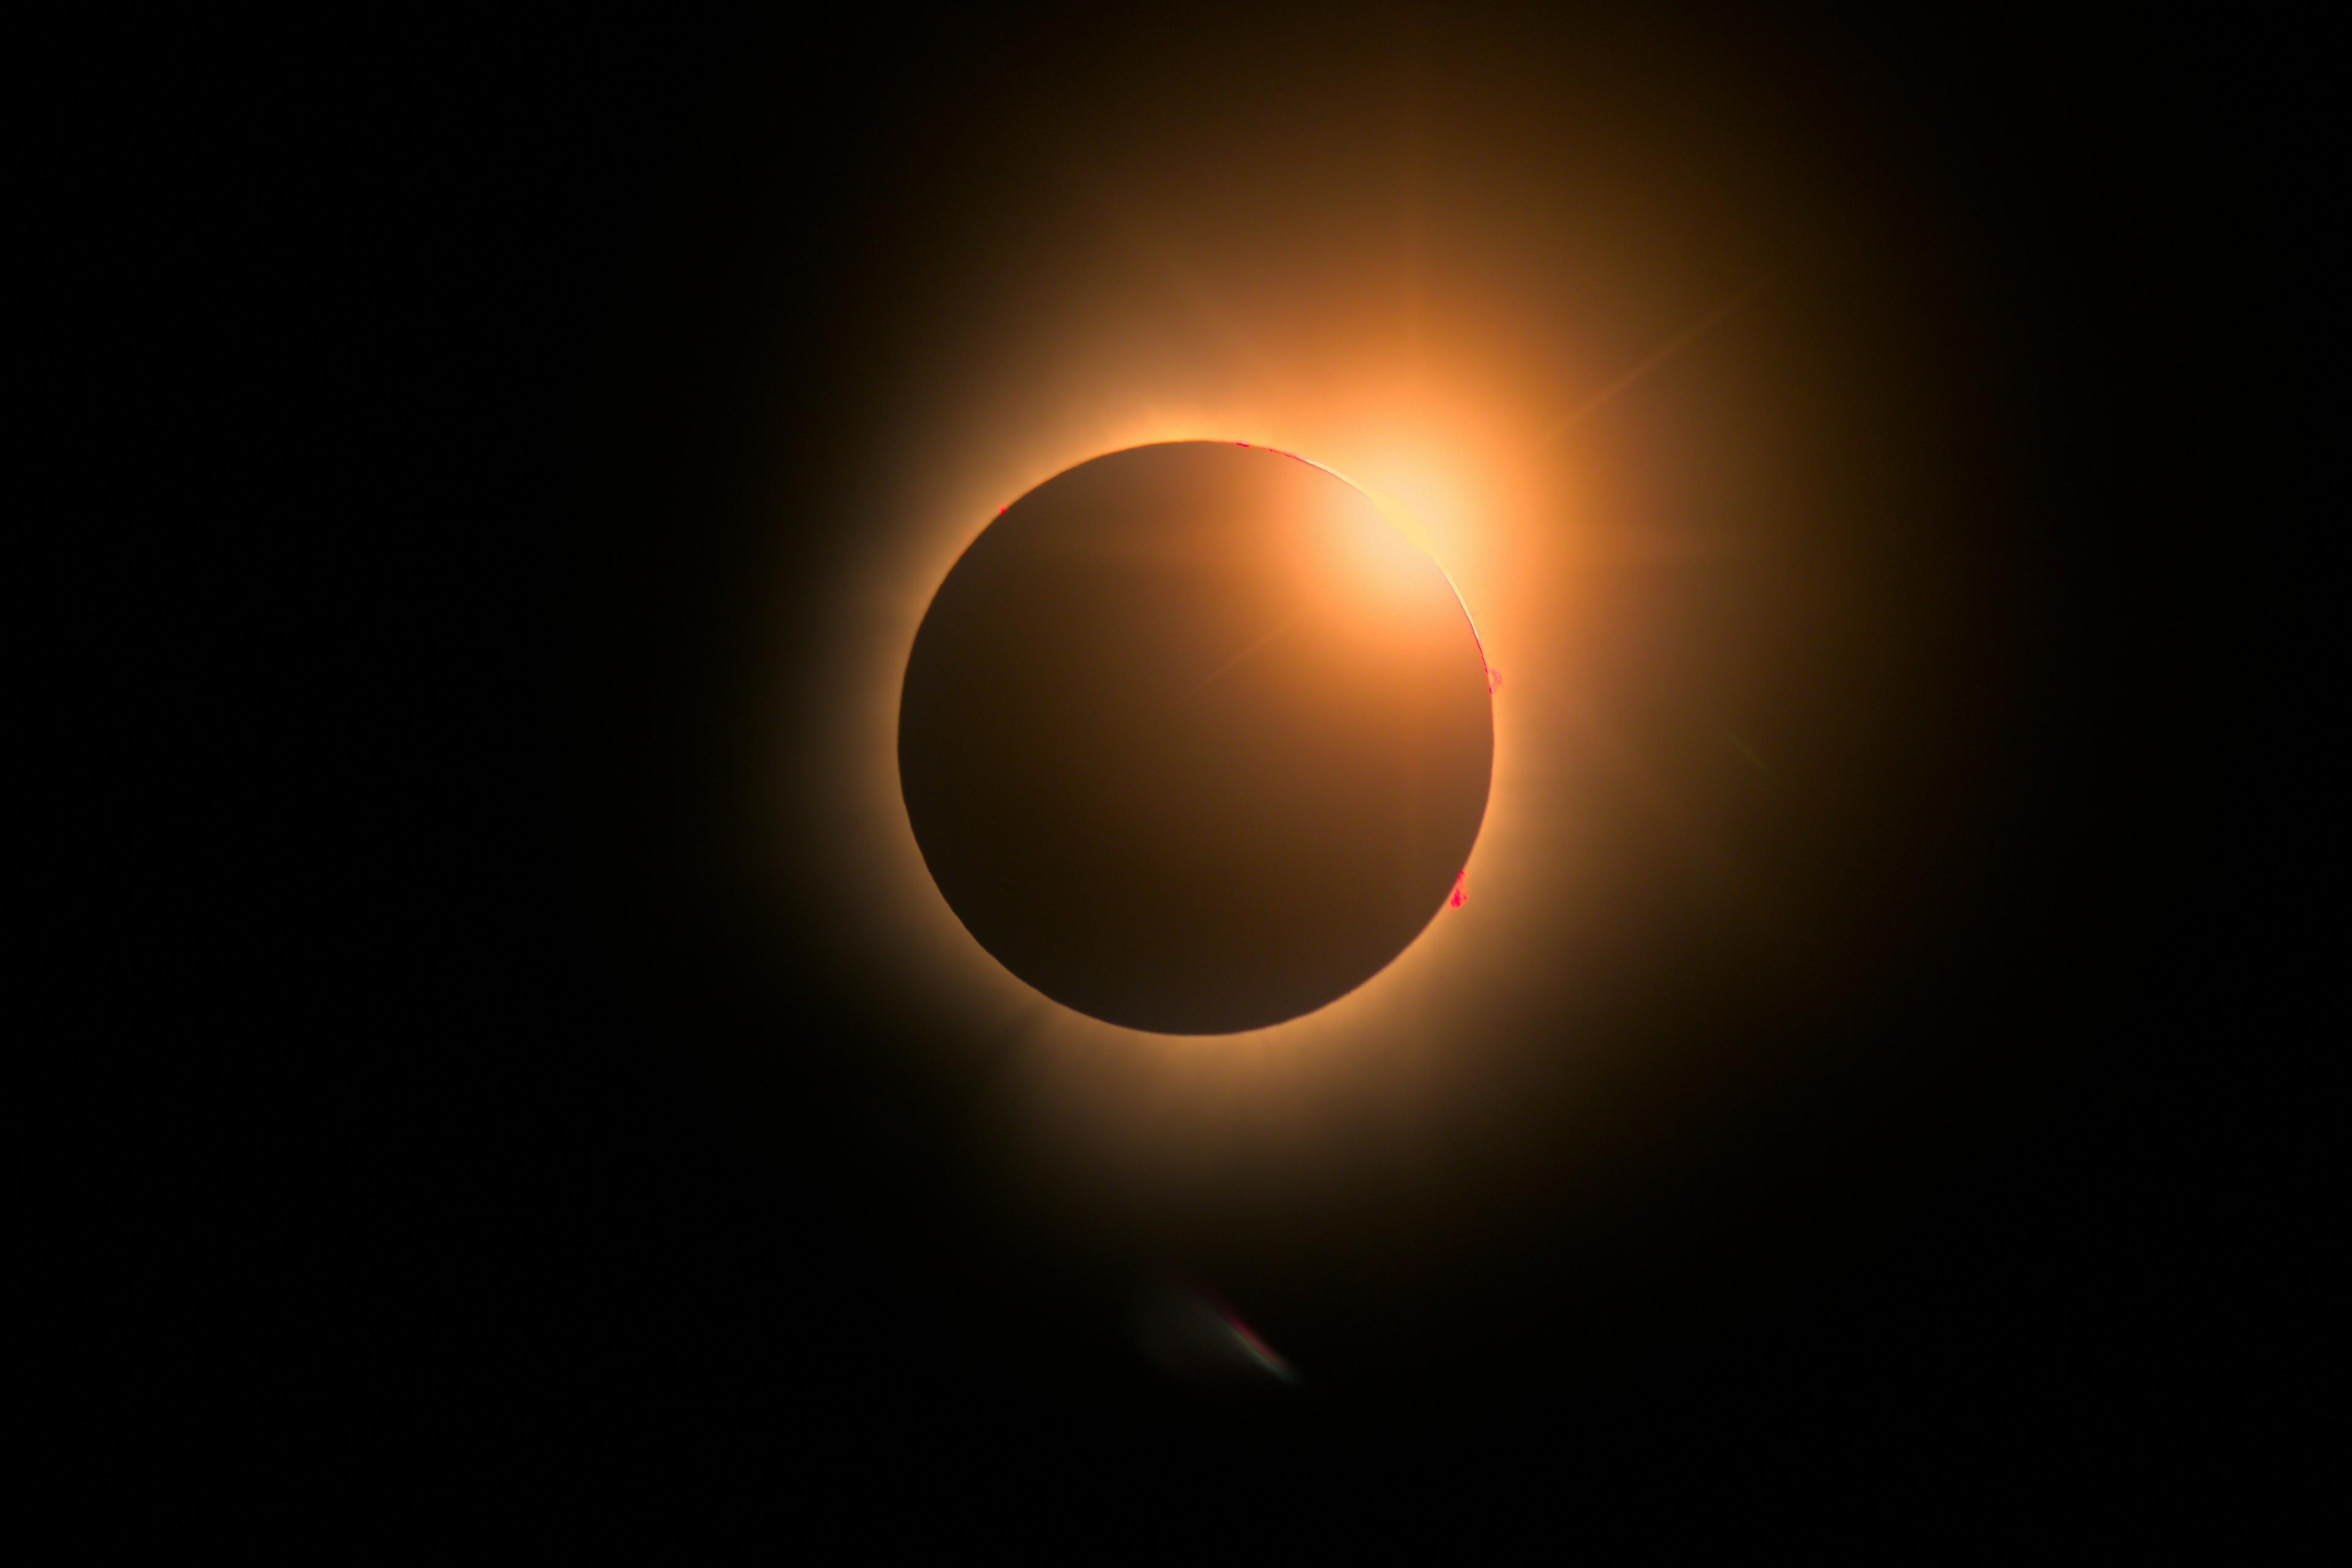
left=896, top=440, right=1493, bottom=1035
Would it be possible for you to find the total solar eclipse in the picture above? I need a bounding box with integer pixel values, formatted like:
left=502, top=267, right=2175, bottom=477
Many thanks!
left=897, top=440, right=1493, bottom=1035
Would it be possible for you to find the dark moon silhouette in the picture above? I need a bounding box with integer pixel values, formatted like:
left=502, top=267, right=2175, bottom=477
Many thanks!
left=897, top=441, right=1493, bottom=1033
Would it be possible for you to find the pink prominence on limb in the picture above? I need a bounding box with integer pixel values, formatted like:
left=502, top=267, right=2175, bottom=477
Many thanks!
left=1450, top=871, right=1468, bottom=908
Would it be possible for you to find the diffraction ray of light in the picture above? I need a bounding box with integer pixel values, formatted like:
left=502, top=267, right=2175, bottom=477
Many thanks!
left=1535, top=275, right=1773, bottom=447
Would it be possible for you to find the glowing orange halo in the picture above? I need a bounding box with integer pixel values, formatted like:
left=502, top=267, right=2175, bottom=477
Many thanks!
left=761, top=365, right=1580, bottom=1196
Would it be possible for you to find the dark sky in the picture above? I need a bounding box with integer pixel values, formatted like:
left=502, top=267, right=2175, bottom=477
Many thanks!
left=39, top=7, right=2312, bottom=1549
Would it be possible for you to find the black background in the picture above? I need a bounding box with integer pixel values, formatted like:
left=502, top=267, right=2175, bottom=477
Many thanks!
left=36, top=7, right=2320, bottom=1550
